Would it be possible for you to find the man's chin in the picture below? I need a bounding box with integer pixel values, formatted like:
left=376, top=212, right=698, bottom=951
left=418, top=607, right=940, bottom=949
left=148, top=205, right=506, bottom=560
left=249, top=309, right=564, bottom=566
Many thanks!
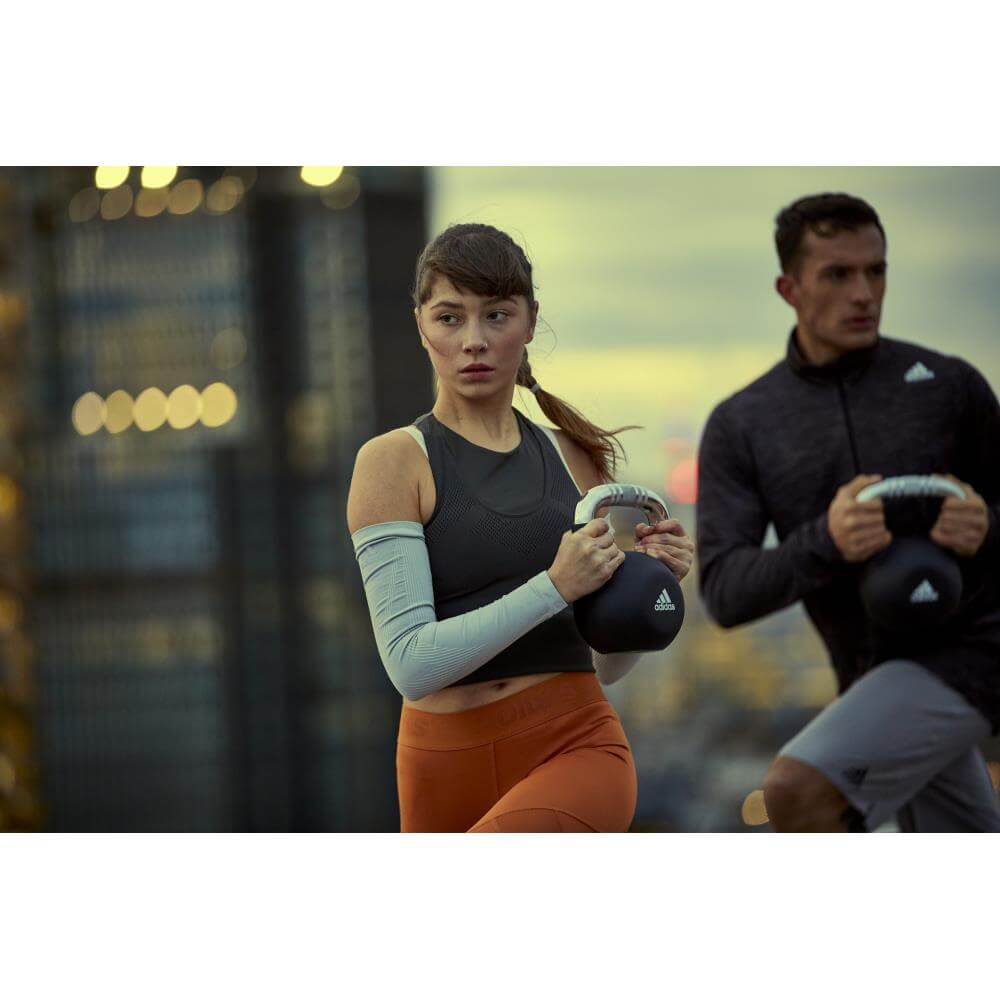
left=838, top=324, right=879, bottom=346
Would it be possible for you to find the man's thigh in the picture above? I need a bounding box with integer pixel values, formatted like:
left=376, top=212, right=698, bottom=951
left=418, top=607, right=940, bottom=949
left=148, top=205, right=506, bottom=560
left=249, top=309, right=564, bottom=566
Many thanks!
left=778, top=659, right=995, bottom=831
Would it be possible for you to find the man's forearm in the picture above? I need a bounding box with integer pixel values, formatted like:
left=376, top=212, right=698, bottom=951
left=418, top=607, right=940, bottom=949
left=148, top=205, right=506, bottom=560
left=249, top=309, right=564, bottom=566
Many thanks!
left=700, top=514, right=840, bottom=627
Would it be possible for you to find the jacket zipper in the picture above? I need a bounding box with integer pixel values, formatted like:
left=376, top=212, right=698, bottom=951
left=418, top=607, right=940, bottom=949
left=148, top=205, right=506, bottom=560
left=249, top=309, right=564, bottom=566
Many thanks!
left=836, top=375, right=862, bottom=475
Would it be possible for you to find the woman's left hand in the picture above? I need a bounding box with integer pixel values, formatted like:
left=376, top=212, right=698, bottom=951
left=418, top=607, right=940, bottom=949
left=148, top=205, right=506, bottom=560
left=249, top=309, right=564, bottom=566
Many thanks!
left=634, top=519, right=694, bottom=581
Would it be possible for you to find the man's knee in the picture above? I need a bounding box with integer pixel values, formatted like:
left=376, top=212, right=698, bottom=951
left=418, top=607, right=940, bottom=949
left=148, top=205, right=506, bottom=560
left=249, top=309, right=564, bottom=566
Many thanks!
left=763, top=756, right=855, bottom=832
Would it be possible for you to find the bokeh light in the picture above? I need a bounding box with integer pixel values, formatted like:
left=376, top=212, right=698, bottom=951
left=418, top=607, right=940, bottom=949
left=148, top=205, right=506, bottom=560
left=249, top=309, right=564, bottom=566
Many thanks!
left=100, top=186, right=134, bottom=221
left=140, top=166, right=177, bottom=189
left=205, top=176, right=245, bottom=214
left=200, top=382, right=238, bottom=427
left=168, top=179, right=204, bottom=215
left=0, top=593, right=23, bottom=634
left=209, top=327, right=247, bottom=370
left=68, top=188, right=101, bottom=223
left=0, top=474, right=19, bottom=520
left=134, top=188, right=170, bottom=218
left=741, top=789, right=769, bottom=827
left=133, top=387, right=168, bottom=431
left=166, top=385, right=202, bottom=428
left=0, top=754, right=15, bottom=796
left=0, top=291, right=27, bottom=330
left=95, top=166, right=130, bottom=189
left=321, top=173, right=362, bottom=210
left=667, top=456, right=698, bottom=505
left=71, top=392, right=105, bottom=435
left=224, top=166, right=257, bottom=190
left=103, top=390, right=134, bottom=434
left=300, top=166, right=344, bottom=188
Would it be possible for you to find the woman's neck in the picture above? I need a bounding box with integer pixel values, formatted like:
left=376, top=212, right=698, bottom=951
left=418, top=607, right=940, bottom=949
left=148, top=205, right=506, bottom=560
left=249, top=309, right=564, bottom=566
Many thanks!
left=432, top=389, right=521, bottom=450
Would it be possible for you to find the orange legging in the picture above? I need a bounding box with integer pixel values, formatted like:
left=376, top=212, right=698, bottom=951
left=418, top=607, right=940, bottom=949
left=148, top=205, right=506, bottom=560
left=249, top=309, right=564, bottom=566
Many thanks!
left=396, top=672, right=637, bottom=832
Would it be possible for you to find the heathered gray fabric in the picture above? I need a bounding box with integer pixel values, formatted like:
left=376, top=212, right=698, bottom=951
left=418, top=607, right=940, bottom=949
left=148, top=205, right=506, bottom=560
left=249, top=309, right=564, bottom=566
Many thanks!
left=780, top=659, right=1000, bottom=832
left=697, top=333, right=1000, bottom=730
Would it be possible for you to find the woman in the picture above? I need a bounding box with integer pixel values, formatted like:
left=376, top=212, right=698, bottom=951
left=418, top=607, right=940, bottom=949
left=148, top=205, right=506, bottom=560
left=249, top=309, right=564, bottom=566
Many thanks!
left=348, top=223, right=693, bottom=832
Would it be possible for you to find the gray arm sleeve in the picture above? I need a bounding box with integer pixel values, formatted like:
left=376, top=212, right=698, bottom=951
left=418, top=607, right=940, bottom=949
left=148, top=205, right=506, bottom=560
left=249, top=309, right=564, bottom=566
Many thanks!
left=351, top=520, right=568, bottom=700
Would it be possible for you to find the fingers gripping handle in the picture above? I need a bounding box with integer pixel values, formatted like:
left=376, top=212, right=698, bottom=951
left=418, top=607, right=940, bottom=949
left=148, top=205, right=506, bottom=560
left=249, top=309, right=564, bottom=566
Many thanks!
left=856, top=475, right=967, bottom=503
left=573, top=483, right=670, bottom=530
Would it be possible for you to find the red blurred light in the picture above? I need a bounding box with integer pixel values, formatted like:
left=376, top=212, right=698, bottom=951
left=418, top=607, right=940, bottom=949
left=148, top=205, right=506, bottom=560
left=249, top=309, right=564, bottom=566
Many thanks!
left=667, top=457, right=698, bottom=505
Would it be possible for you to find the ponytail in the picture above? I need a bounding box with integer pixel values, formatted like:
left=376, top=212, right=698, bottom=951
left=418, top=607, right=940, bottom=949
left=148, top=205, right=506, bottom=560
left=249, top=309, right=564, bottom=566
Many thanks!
left=516, top=350, right=638, bottom=483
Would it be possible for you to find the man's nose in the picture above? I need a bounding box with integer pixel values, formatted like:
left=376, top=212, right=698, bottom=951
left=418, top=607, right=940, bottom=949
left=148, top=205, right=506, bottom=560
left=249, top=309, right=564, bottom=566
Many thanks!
left=850, top=274, right=874, bottom=305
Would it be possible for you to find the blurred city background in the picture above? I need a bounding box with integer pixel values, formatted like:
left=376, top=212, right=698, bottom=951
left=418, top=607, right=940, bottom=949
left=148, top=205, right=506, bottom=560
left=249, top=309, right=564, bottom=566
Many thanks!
left=0, top=166, right=997, bottom=832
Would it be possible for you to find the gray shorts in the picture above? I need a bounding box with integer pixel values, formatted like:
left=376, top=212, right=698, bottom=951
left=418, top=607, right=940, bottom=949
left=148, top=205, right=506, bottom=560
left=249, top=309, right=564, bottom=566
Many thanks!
left=780, top=659, right=1000, bottom=832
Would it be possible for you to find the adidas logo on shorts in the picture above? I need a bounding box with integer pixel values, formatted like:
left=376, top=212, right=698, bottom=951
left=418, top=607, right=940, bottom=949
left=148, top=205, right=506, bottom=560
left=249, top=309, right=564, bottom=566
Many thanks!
left=842, top=766, right=868, bottom=787
left=910, top=579, right=940, bottom=604
left=653, top=588, right=675, bottom=612
left=904, top=362, right=935, bottom=383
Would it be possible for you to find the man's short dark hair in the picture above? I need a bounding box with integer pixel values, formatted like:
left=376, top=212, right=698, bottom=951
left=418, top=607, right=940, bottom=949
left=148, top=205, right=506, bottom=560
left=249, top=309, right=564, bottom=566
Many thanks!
left=775, top=193, right=886, bottom=273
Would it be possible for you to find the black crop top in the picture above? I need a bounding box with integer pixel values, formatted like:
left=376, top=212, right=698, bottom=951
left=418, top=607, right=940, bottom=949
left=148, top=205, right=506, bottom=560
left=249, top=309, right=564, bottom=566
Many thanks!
left=414, top=410, right=595, bottom=686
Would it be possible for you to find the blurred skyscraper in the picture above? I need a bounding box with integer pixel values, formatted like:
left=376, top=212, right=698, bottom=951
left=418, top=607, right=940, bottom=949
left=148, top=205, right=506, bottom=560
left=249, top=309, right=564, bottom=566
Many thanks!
left=2, top=165, right=429, bottom=831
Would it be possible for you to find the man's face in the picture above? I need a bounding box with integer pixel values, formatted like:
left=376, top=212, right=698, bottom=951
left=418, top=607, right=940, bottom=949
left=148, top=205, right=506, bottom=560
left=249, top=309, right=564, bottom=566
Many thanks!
left=777, top=223, right=887, bottom=362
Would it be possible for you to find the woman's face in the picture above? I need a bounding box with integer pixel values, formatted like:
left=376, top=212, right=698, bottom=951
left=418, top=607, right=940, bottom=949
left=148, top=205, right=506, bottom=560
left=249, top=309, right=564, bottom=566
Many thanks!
left=416, top=275, right=537, bottom=399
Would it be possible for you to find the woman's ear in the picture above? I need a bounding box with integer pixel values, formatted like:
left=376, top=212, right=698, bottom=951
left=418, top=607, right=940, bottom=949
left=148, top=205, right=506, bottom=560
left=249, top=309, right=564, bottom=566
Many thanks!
left=415, top=308, right=429, bottom=350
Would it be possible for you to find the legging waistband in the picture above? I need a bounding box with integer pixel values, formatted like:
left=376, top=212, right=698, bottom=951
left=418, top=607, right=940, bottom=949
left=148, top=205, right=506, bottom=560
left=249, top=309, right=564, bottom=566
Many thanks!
left=398, top=673, right=608, bottom=751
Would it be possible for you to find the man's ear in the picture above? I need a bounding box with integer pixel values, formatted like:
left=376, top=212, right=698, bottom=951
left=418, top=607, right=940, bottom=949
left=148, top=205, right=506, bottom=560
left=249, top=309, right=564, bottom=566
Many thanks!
left=775, top=273, right=797, bottom=309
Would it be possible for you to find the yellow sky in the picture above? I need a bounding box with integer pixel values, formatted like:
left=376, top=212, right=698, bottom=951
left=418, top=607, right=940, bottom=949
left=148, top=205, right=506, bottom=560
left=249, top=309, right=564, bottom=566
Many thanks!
left=433, top=167, right=1000, bottom=488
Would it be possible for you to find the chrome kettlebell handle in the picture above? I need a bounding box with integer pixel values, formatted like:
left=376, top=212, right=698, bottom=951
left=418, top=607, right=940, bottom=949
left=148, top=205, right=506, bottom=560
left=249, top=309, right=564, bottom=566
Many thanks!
left=573, top=483, right=670, bottom=529
left=856, top=475, right=967, bottom=503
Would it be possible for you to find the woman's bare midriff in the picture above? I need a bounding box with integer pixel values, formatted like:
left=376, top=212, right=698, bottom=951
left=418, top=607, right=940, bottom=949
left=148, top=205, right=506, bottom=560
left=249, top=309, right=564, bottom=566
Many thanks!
left=405, top=671, right=562, bottom=713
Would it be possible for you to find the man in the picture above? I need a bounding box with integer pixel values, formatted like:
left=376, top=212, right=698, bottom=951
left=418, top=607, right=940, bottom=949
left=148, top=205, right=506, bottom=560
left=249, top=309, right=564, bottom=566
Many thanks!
left=696, top=192, right=1000, bottom=832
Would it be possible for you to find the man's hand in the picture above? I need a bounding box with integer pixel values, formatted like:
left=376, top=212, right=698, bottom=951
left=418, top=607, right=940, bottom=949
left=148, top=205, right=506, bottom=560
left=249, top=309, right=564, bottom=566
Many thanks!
left=827, top=474, right=893, bottom=563
left=634, top=518, right=695, bottom=581
left=930, top=475, right=989, bottom=557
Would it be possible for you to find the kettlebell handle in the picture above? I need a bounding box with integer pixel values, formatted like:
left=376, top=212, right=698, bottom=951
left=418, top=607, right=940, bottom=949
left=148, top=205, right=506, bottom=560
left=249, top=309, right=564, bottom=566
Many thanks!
left=573, top=483, right=670, bottom=530
left=856, top=475, right=967, bottom=503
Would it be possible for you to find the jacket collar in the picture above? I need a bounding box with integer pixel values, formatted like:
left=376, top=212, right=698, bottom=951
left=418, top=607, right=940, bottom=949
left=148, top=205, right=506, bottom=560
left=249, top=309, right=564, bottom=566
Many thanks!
left=786, top=327, right=880, bottom=382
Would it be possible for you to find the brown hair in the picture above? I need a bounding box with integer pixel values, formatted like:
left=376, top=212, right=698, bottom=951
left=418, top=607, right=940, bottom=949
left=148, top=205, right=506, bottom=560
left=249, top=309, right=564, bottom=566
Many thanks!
left=413, top=223, right=637, bottom=482
left=775, top=192, right=886, bottom=273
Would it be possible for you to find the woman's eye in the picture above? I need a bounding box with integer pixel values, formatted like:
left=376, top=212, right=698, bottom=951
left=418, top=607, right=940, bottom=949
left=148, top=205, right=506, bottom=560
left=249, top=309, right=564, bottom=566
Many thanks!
left=488, top=310, right=509, bottom=322
left=437, top=313, right=459, bottom=325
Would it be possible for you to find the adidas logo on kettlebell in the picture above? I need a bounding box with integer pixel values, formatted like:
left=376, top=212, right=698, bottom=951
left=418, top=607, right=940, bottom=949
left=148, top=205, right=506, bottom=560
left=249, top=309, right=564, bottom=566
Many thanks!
left=909, top=579, right=940, bottom=604
left=653, top=588, right=675, bottom=612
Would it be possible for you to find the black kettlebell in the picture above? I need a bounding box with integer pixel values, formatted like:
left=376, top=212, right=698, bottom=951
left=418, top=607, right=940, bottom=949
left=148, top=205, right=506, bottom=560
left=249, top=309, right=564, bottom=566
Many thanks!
left=857, top=475, right=965, bottom=632
left=572, top=484, right=685, bottom=654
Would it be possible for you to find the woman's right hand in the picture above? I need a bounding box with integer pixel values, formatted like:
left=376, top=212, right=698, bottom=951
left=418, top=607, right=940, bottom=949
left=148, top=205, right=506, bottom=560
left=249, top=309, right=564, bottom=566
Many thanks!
left=547, top=518, right=626, bottom=603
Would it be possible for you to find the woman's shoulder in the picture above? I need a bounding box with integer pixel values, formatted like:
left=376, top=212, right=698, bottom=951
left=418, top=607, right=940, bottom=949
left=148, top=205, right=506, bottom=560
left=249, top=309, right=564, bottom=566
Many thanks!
left=347, top=425, right=430, bottom=532
left=539, top=424, right=604, bottom=492
left=355, top=425, right=427, bottom=466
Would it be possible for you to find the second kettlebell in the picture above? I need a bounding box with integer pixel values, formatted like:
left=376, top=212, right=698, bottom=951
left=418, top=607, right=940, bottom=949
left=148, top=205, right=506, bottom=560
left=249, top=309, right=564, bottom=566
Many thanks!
left=856, top=475, right=966, bottom=632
